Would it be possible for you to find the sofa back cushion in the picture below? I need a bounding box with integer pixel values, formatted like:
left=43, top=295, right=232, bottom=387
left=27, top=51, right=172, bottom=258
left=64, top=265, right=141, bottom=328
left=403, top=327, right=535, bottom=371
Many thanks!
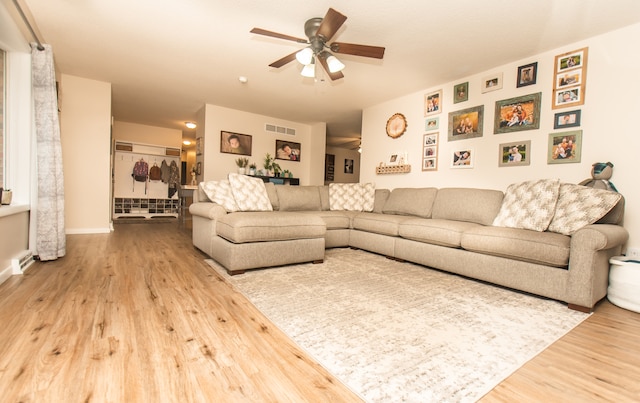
left=432, top=188, right=504, bottom=225
left=264, top=182, right=279, bottom=211
left=276, top=185, right=322, bottom=211
left=373, top=189, right=390, bottom=213
left=319, top=186, right=330, bottom=210
left=382, top=188, right=438, bottom=218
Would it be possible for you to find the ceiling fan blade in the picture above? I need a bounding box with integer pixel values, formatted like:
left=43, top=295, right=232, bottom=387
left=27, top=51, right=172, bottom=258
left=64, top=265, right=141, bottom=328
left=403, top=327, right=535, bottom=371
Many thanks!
left=330, top=42, right=385, bottom=59
left=316, top=8, right=347, bottom=41
left=269, top=51, right=298, bottom=68
left=250, top=28, right=308, bottom=44
left=318, top=56, right=344, bottom=81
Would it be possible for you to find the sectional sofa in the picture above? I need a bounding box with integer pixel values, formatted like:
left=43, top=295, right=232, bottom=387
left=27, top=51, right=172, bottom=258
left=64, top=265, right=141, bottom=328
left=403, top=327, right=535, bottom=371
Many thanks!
left=190, top=174, right=627, bottom=312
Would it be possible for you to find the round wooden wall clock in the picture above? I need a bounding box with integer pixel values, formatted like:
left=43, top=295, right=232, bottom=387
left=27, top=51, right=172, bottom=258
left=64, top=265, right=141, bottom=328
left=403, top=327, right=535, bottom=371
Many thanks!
left=386, top=113, right=407, bottom=138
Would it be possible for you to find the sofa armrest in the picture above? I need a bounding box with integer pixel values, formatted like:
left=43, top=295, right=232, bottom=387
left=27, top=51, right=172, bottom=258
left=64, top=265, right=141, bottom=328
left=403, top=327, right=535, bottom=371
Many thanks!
left=189, top=202, right=227, bottom=219
left=565, top=224, right=629, bottom=309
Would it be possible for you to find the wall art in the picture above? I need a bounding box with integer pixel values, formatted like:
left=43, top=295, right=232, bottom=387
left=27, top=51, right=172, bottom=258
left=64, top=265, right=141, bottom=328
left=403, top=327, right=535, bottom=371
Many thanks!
left=448, top=105, right=484, bottom=141
left=451, top=148, right=474, bottom=168
left=517, top=62, right=537, bottom=87
left=498, top=140, right=531, bottom=167
left=553, top=109, right=581, bottom=129
left=552, top=47, right=588, bottom=109
left=547, top=130, right=582, bottom=164
left=453, top=82, right=469, bottom=103
left=494, top=92, right=542, bottom=134
left=220, top=131, right=251, bottom=156
left=425, top=117, right=439, bottom=131
left=481, top=72, right=503, bottom=93
left=424, top=89, right=442, bottom=116
left=275, top=139, right=301, bottom=161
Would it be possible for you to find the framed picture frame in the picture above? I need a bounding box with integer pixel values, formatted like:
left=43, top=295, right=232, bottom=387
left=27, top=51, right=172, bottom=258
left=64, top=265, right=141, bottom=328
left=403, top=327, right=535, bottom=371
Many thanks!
left=196, top=137, right=203, bottom=156
left=552, top=47, right=588, bottom=109
left=424, top=89, right=442, bottom=116
left=494, top=92, right=542, bottom=134
left=422, top=132, right=438, bottom=171
left=554, top=87, right=582, bottom=108
left=424, top=133, right=438, bottom=146
left=548, top=130, right=582, bottom=164
left=451, top=149, right=474, bottom=168
left=498, top=140, right=531, bottom=167
left=453, top=82, right=469, bottom=103
left=481, top=72, right=503, bottom=93
left=448, top=105, right=484, bottom=141
left=553, top=109, right=581, bottom=129
left=220, top=131, right=251, bottom=156
left=344, top=159, right=354, bottom=174
left=425, top=117, right=439, bottom=131
left=275, top=140, right=301, bottom=161
left=517, top=62, right=537, bottom=87
left=423, top=158, right=437, bottom=171
left=388, top=153, right=400, bottom=166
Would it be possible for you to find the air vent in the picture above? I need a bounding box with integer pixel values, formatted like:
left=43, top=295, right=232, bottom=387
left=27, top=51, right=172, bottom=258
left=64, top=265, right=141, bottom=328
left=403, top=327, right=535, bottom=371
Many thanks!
left=265, top=123, right=296, bottom=136
left=11, top=250, right=35, bottom=274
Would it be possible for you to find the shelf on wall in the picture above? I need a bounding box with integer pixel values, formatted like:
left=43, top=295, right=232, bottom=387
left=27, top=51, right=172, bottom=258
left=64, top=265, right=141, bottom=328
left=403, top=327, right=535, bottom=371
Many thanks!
left=376, top=164, right=411, bottom=174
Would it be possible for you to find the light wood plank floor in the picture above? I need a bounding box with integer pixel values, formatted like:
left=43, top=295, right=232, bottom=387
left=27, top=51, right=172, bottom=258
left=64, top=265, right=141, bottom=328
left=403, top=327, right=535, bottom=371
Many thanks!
left=0, top=222, right=639, bottom=402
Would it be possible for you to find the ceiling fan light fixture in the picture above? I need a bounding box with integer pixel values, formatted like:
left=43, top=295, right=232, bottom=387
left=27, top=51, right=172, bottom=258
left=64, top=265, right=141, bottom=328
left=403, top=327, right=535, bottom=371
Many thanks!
left=300, top=60, right=316, bottom=78
left=326, top=54, right=345, bottom=73
left=296, top=47, right=314, bottom=65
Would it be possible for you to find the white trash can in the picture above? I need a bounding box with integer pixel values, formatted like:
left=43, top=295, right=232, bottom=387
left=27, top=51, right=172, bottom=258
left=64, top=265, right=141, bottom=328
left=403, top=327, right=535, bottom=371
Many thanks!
left=608, top=256, right=640, bottom=313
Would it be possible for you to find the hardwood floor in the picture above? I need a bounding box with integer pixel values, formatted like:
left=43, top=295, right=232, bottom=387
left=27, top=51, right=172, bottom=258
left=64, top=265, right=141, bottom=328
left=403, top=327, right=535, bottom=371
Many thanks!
left=0, top=222, right=638, bottom=402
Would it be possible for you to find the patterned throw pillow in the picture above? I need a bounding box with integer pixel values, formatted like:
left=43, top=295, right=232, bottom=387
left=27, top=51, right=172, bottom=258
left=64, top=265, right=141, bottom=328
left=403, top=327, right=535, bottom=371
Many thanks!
left=547, top=184, right=622, bottom=235
left=361, top=183, right=376, bottom=212
left=492, top=179, right=561, bottom=232
left=227, top=173, right=273, bottom=211
left=329, top=183, right=371, bottom=211
left=199, top=180, right=239, bottom=212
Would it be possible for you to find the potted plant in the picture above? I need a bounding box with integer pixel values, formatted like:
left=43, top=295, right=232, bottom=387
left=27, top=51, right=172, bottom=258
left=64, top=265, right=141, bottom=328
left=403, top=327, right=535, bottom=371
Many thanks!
left=272, top=161, right=282, bottom=177
left=235, top=157, right=249, bottom=174
left=248, top=163, right=257, bottom=176
left=282, top=169, right=293, bottom=178
left=263, top=153, right=274, bottom=176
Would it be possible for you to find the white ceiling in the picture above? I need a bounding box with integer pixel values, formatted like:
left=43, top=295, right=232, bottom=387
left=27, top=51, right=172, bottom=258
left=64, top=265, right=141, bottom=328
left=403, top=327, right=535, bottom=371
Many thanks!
left=15, top=0, right=640, bottom=149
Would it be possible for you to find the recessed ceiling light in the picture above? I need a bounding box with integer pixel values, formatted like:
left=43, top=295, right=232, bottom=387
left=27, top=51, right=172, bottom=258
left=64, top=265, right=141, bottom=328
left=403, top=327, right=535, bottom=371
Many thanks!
left=183, top=140, right=192, bottom=146
left=238, top=76, right=248, bottom=83
left=185, top=122, right=196, bottom=129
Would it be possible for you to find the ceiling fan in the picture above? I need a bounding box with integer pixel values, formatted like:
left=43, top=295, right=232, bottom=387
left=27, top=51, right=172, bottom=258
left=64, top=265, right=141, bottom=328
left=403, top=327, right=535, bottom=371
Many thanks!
left=250, top=8, right=385, bottom=81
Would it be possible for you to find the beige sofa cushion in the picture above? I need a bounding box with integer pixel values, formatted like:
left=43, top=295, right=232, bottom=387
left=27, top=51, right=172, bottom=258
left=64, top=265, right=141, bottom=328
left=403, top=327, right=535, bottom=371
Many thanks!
left=382, top=187, right=438, bottom=218
left=461, top=226, right=570, bottom=267
left=547, top=184, right=622, bottom=235
left=399, top=218, right=483, bottom=248
left=373, top=189, right=390, bottom=213
left=432, top=188, right=504, bottom=225
left=216, top=212, right=326, bottom=243
left=200, top=180, right=239, bottom=212
left=352, top=212, right=412, bottom=236
left=276, top=186, right=322, bottom=211
left=492, top=179, right=560, bottom=231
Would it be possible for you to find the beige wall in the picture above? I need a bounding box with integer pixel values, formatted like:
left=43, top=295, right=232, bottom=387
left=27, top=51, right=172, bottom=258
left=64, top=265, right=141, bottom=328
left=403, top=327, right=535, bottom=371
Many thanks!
left=59, top=74, right=112, bottom=234
left=362, top=23, right=640, bottom=249
left=202, top=104, right=325, bottom=185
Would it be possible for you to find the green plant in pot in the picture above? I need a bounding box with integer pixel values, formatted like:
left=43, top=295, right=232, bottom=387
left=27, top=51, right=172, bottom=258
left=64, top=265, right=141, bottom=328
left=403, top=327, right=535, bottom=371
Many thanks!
left=263, top=153, right=274, bottom=176
left=235, top=157, right=249, bottom=174
left=272, top=161, right=282, bottom=177
left=248, top=162, right=257, bottom=176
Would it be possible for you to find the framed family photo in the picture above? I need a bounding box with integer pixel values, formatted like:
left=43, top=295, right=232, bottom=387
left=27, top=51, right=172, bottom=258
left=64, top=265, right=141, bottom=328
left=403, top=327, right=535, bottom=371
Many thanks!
left=553, top=109, right=581, bottom=129
left=425, top=117, right=439, bottom=131
left=498, top=140, right=531, bottom=167
left=494, top=92, right=542, bottom=134
left=552, top=47, right=588, bottom=110
left=481, top=72, right=503, bottom=93
left=424, top=133, right=438, bottom=146
left=451, top=149, right=474, bottom=168
left=422, top=132, right=438, bottom=171
left=423, top=158, right=437, bottom=171
left=220, top=131, right=252, bottom=156
left=448, top=105, right=484, bottom=141
left=454, top=82, right=469, bottom=103
left=275, top=140, right=301, bottom=161
left=517, top=62, right=537, bottom=87
left=548, top=130, right=582, bottom=164
left=424, top=89, right=442, bottom=116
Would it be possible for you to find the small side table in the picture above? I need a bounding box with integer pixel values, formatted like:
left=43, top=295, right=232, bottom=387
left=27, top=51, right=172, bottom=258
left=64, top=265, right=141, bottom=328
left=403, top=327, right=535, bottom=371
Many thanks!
left=608, top=256, right=640, bottom=313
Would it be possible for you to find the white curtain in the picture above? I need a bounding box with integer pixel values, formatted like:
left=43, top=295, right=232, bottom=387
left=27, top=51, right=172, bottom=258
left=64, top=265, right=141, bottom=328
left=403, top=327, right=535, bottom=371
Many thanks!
left=31, top=44, right=66, bottom=261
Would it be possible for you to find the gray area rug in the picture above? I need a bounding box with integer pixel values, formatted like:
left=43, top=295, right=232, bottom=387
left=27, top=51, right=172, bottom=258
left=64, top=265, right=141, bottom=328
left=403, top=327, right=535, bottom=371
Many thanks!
left=206, top=248, right=588, bottom=402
